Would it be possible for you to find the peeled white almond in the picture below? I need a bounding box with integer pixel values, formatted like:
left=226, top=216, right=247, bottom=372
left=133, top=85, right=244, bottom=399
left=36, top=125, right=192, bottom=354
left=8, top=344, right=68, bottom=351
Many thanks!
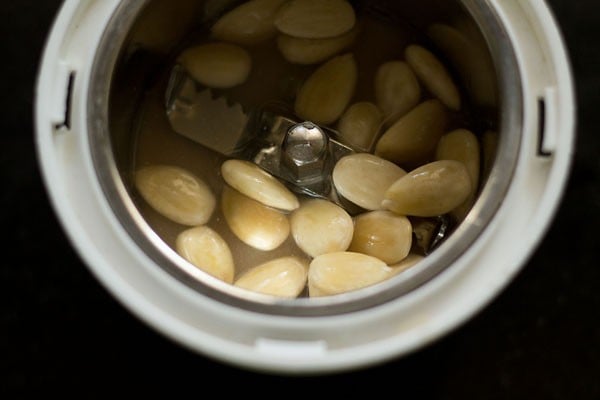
left=337, top=102, right=383, bottom=151
left=277, top=24, right=359, bottom=65
left=349, top=211, right=412, bottom=265
left=428, top=24, right=496, bottom=108
left=332, top=153, right=406, bottom=210
left=295, top=53, right=357, bottom=125
left=211, top=0, right=287, bottom=45
left=382, top=160, right=472, bottom=217
left=128, top=1, right=200, bottom=53
left=308, top=252, right=392, bottom=297
left=290, top=199, right=353, bottom=258
left=390, top=253, right=424, bottom=275
left=178, top=43, right=251, bottom=89
left=436, top=129, right=480, bottom=189
left=375, top=99, right=447, bottom=165
left=176, top=226, right=235, bottom=283
left=234, top=257, right=308, bottom=297
left=222, top=185, right=290, bottom=251
left=436, top=129, right=480, bottom=220
left=135, top=165, right=216, bottom=226
left=405, top=44, right=461, bottom=111
left=274, top=0, right=356, bottom=39
left=375, top=61, right=421, bottom=119
left=221, top=159, right=299, bottom=211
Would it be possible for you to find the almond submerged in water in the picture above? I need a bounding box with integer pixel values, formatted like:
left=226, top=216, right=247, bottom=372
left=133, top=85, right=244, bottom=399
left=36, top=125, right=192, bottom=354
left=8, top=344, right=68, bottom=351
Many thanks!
left=375, top=99, right=447, bottom=165
left=211, top=0, right=287, bottom=45
left=294, top=53, right=357, bottom=125
left=427, top=24, right=496, bottom=108
left=221, top=185, right=290, bottom=251
left=178, top=42, right=251, bottom=89
left=405, top=44, right=461, bottom=111
left=375, top=61, right=421, bottom=119
left=308, top=252, right=392, bottom=297
left=436, top=129, right=481, bottom=220
left=383, top=160, right=471, bottom=217
left=337, top=102, right=383, bottom=150
left=176, top=226, right=235, bottom=284
left=234, top=257, right=308, bottom=298
left=290, top=199, right=353, bottom=258
left=274, top=0, right=356, bottom=39
left=277, top=24, right=359, bottom=65
left=221, top=159, right=299, bottom=211
left=349, top=211, right=412, bottom=265
left=135, top=165, right=216, bottom=226
left=436, top=129, right=480, bottom=188
left=332, top=153, right=406, bottom=210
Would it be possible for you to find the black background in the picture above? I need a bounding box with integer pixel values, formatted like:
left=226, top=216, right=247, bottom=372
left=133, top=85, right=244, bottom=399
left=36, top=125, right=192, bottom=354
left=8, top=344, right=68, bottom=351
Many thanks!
left=1, top=0, right=599, bottom=397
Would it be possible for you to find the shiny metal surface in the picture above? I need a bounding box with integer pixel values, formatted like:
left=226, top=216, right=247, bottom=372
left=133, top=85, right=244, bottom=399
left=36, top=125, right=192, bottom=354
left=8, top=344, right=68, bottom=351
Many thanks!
left=281, top=122, right=328, bottom=181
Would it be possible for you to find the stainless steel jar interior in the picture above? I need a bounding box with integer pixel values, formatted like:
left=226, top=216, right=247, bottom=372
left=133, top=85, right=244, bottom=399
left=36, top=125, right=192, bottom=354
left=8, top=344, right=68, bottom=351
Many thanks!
left=88, top=0, right=522, bottom=316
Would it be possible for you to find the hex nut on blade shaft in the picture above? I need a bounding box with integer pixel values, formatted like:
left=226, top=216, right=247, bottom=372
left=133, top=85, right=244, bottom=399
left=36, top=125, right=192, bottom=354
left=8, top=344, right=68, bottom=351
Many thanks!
left=282, top=122, right=329, bottom=183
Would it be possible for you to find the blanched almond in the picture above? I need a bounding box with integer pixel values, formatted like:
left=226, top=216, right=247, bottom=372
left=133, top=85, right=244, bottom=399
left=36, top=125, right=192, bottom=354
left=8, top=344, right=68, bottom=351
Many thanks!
left=178, top=43, right=251, bottom=88
left=128, top=1, right=200, bottom=53
left=405, top=44, right=461, bottom=111
left=332, top=153, right=406, bottom=210
left=234, top=257, right=308, bottom=297
left=221, top=185, right=290, bottom=251
left=274, top=0, right=356, bottom=39
left=308, top=252, right=392, bottom=297
left=277, top=24, right=359, bottom=65
left=436, top=129, right=481, bottom=220
left=382, top=160, right=471, bottom=217
left=211, top=0, right=287, bottom=45
left=375, top=99, right=447, bottom=165
left=135, top=165, right=216, bottom=226
left=428, top=24, right=496, bottom=108
left=221, top=159, right=299, bottom=211
left=436, top=129, right=480, bottom=188
left=375, top=61, right=421, bottom=119
left=349, top=211, right=412, bottom=264
left=294, top=53, right=357, bottom=125
left=176, top=226, right=235, bottom=283
left=290, top=199, right=353, bottom=258
left=337, top=102, right=383, bottom=151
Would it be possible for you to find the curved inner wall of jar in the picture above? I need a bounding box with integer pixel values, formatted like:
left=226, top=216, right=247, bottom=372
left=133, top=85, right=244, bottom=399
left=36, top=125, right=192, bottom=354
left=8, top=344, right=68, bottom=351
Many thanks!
left=88, top=0, right=522, bottom=316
